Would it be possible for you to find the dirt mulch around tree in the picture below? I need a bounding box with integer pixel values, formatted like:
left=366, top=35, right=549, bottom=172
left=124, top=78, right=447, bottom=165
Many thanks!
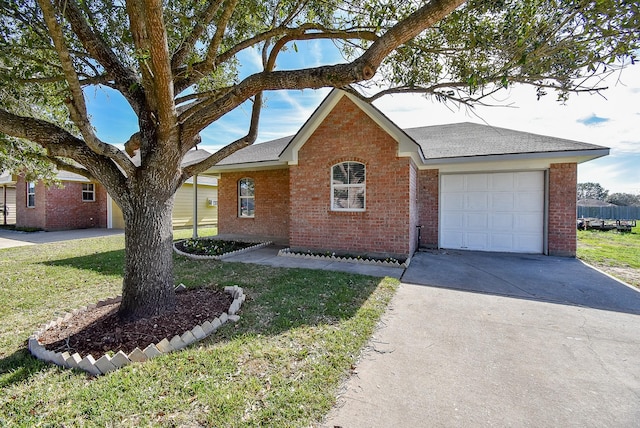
left=38, top=288, right=232, bottom=358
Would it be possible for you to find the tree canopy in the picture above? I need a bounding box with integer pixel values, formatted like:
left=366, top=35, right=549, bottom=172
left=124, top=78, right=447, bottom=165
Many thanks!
left=606, top=192, right=640, bottom=206
left=0, top=0, right=638, bottom=319
left=577, top=182, right=610, bottom=201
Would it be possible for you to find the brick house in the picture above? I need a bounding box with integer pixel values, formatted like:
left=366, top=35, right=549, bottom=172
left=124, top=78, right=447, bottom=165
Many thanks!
left=206, top=88, right=608, bottom=259
left=15, top=150, right=218, bottom=231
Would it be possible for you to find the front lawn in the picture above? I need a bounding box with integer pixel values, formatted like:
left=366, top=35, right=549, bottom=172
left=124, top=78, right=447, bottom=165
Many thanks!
left=0, top=231, right=397, bottom=426
left=577, top=225, right=640, bottom=288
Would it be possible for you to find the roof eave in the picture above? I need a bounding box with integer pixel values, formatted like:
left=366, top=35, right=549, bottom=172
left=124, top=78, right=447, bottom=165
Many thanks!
left=418, top=148, right=610, bottom=167
left=205, top=160, right=289, bottom=173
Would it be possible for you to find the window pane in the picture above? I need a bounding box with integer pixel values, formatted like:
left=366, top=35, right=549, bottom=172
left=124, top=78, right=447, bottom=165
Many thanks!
left=333, top=187, right=349, bottom=209
left=239, top=198, right=254, bottom=217
left=348, top=186, right=365, bottom=209
left=333, top=164, right=348, bottom=185
left=239, top=178, right=254, bottom=196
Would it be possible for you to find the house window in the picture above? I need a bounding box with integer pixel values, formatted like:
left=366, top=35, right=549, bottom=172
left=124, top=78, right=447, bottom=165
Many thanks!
left=82, top=183, right=95, bottom=202
left=26, top=182, right=36, bottom=208
left=238, top=178, right=255, bottom=217
left=332, top=162, right=365, bottom=211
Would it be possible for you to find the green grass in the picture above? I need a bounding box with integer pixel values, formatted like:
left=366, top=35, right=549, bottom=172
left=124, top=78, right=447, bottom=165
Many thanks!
left=0, top=229, right=398, bottom=426
left=577, top=224, right=640, bottom=287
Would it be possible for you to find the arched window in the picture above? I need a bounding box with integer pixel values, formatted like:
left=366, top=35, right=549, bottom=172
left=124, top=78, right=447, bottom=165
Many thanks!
left=238, top=178, right=255, bottom=217
left=331, top=162, right=365, bottom=211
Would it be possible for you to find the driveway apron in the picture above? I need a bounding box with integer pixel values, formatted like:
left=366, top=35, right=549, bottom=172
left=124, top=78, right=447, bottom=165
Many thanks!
left=323, top=251, right=640, bottom=427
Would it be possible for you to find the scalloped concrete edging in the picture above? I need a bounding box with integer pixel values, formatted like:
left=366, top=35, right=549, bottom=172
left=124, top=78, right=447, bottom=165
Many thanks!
left=173, top=239, right=272, bottom=260
left=277, top=248, right=410, bottom=268
left=28, top=285, right=246, bottom=376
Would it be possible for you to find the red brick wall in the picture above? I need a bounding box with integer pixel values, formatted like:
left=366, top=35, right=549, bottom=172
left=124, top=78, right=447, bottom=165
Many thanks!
left=44, top=181, right=107, bottom=230
left=15, top=177, right=107, bottom=230
left=417, top=169, right=439, bottom=248
left=288, top=96, right=412, bottom=258
left=408, top=162, right=419, bottom=255
left=15, top=178, right=46, bottom=230
left=548, top=163, right=577, bottom=257
left=218, top=169, right=290, bottom=243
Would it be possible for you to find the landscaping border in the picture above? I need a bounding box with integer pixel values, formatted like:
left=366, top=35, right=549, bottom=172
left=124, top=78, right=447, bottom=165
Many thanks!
left=173, top=239, right=272, bottom=260
left=277, top=248, right=410, bottom=268
left=28, top=285, right=246, bottom=376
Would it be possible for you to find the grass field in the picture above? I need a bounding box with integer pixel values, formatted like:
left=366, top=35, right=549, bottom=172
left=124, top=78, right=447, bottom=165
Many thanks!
left=0, top=229, right=398, bottom=426
left=577, top=224, right=640, bottom=288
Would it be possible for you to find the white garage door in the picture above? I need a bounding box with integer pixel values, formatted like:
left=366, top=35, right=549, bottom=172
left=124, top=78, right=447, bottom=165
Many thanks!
left=440, top=171, right=544, bottom=253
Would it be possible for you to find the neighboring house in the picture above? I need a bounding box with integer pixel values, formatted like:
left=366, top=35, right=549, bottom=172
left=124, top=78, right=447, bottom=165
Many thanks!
left=206, top=88, right=609, bottom=258
left=0, top=172, right=17, bottom=225
left=14, top=150, right=218, bottom=231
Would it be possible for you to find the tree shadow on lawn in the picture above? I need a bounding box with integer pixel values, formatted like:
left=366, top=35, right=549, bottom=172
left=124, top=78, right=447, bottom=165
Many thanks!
left=40, top=249, right=125, bottom=277
left=0, top=348, right=53, bottom=388
left=1, top=259, right=388, bottom=388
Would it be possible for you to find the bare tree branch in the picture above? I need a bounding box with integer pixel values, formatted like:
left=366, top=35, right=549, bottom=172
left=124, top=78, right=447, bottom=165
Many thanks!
left=57, top=0, right=144, bottom=115
left=0, top=108, right=125, bottom=188
left=38, top=0, right=136, bottom=177
left=171, top=0, right=225, bottom=70
left=203, top=0, right=240, bottom=70
left=140, top=0, right=178, bottom=145
left=180, top=0, right=466, bottom=142
left=49, top=157, right=94, bottom=179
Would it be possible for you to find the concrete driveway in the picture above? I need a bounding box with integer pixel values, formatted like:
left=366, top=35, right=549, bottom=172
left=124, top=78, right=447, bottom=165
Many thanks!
left=0, top=228, right=123, bottom=249
left=323, top=251, right=640, bottom=427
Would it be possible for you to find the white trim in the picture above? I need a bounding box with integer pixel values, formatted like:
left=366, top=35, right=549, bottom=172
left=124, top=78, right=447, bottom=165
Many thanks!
left=82, top=183, right=96, bottom=202
left=238, top=177, right=255, bottom=218
left=26, top=181, right=36, bottom=208
left=107, top=194, right=113, bottom=229
left=331, top=161, right=366, bottom=212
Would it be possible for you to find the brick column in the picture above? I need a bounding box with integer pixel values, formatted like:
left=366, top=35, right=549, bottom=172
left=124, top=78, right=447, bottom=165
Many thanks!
left=548, top=163, right=577, bottom=257
left=418, top=169, right=439, bottom=248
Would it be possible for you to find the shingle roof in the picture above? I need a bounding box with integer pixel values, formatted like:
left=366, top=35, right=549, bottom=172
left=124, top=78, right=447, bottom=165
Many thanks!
left=213, top=121, right=606, bottom=167
left=405, top=122, right=608, bottom=160
left=216, top=136, right=292, bottom=165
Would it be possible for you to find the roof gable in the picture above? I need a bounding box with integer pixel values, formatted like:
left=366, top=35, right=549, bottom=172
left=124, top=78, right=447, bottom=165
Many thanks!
left=279, top=89, right=423, bottom=165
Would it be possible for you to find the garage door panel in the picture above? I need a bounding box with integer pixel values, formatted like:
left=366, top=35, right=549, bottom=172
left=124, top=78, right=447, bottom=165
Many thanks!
left=442, top=212, right=464, bottom=228
left=491, top=193, right=515, bottom=211
left=491, top=213, right=514, bottom=229
left=441, top=231, right=464, bottom=248
left=466, top=212, right=488, bottom=229
left=516, top=192, right=544, bottom=210
left=466, top=232, right=490, bottom=250
left=516, top=172, right=543, bottom=190
left=466, top=174, right=488, bottom=191
left=489, top=173, right=515, bottom=191
left=440, top=171, right=544, bottom=253
left=442, top=193, right=464, bottom=210
left=465, top=193, right=488, bottom=210
left=442, top=174, right=465, bottom=191
left=491, top=233, right=515, bottom=251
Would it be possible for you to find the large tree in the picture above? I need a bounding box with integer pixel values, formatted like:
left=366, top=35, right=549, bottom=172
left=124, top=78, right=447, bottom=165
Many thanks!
left=0, top=0, right=637, bottom=320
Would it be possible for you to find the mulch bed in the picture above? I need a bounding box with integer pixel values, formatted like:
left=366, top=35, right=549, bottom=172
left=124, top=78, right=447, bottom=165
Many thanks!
left=38, top=288, right=232, bottom=358
left=174, top=238, right=256, bottom=256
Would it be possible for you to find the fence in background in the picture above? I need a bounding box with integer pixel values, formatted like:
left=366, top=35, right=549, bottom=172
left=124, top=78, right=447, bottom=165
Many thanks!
left=578, top=206, right=640, bottom=220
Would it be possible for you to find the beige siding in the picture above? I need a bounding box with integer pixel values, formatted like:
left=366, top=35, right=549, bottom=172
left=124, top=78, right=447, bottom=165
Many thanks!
left=111, top=200, right=125, bottom=229
left=108, top=183, right=218, bottom=229
left=1, top=186, right=16, bottom=225
left=172, top=183, right=218, bottom=228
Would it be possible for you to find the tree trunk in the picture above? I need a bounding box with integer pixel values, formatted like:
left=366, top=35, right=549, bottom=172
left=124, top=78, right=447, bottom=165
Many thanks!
left=118, top=194, right=177, bottom=320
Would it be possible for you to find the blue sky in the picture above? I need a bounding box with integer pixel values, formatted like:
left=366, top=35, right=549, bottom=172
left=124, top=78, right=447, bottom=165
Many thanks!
left=85, top=40, right=640, bottom=195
